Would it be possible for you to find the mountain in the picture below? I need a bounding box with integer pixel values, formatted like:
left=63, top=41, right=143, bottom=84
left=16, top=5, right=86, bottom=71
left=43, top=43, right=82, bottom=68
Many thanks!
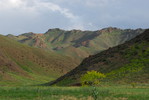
left=0, top=35, right=78, bottom=85
left=7, top=27, right=144, bottom=61
left=48, top=29, right=149, bottom=86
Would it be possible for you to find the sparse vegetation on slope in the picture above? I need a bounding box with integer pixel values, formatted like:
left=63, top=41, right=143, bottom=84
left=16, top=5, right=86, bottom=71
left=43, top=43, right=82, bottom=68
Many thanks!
left=0, top=35, right=78, bottom=86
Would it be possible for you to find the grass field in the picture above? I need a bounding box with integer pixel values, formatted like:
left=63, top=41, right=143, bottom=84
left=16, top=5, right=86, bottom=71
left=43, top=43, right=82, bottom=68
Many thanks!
left=0, top=84, right=149, bottom=100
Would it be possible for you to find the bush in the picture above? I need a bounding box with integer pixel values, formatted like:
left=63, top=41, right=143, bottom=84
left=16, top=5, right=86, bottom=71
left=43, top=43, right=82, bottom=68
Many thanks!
left=81, top=70, right=106, bottom=86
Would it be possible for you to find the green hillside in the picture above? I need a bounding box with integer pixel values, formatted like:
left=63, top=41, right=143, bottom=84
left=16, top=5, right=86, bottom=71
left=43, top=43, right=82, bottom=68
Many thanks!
left=8, top=27, right=144, bottom=60
left=48, top=29, right=149, bottom=86
left=0, top=35, right=79, bottom=86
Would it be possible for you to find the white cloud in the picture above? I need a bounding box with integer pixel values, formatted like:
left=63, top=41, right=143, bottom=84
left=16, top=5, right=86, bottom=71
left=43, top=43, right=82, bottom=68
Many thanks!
left=0, top=0, right=85, bottom=32
left=34, top=1, right=78, bottom=20
left=0, top=0, right=25, bottom=9
left=33, top=0, right=84, bottom=29
left=0, top=0, right=78, bottom=20
left=0, top=0, right=37, bottom=16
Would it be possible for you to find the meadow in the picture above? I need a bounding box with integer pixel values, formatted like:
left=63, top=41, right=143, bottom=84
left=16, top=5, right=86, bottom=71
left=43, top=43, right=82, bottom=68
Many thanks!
left=0, top=84, right=149, bottom=100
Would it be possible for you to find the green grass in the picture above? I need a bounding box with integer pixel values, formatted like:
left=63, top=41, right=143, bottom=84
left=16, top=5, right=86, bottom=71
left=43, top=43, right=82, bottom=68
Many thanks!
left=0, top=74, right=51, bottom=87
left=0, top=84, right=149, bottom=100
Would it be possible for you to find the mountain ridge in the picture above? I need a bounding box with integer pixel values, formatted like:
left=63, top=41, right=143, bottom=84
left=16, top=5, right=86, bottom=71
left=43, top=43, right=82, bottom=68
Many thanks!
left=7, top=27, right=144, bottom=61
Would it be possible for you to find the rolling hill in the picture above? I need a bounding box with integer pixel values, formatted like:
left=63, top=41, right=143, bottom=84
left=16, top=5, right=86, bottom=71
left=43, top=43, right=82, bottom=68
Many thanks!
left=48, top=29, right=149, bottom=86
left=7, top=27, right=144, bottom=60
left=0, top=35, right=79, bottom=86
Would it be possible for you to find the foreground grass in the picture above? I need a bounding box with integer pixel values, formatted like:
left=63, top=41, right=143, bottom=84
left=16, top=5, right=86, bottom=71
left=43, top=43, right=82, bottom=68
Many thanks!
left=0, top=84, right=149, bottom=100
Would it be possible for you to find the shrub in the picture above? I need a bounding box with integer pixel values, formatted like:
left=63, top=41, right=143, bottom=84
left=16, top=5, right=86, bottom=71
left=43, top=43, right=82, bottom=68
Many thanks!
left=80, top=70, right=106, bottom=86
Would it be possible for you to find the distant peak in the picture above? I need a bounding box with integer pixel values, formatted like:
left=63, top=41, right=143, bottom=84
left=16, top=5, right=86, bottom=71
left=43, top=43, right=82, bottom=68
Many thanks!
left=47, top=28, right=64, bottom=32
left=71, top=29, right=82, bottom=32
left=22, top=32, right=34, bottom=35
left=101, top=27, right=120, bottom=31
left=20, top=32, right=35, bottom=37
left=99, top=27, right=121, bottom=33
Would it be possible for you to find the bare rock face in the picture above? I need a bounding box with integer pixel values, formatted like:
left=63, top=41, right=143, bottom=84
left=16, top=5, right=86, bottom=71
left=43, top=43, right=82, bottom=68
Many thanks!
left=99, top=27, right=118, bottom=33
left=33, top=34, right=47, bottom=48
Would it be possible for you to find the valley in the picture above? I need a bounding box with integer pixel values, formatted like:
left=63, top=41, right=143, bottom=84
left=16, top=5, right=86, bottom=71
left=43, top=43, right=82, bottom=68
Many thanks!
left=0, top=28, right=148, bottom=100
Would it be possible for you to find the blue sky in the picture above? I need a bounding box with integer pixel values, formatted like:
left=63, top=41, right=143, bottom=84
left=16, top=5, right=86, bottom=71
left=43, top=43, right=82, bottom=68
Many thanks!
left=0, top=0, right=149, bottom=35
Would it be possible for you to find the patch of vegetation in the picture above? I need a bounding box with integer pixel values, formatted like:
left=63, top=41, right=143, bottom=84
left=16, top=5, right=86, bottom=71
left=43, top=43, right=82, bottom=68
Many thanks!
left=106, top=59, right=145, bottom=80
left=106, top=42, right=149, bottom=82
left=124, top=42, right=149, bottom=59
left=81, top=70, right=106, bottom=86
left=55, top=78, right=76, bottom=86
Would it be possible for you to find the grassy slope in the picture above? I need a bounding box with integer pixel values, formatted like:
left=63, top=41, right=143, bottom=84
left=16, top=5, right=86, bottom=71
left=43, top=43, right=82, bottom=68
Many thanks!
left=48, top=29, right=149, bottom=86
left=0, top=35, right=79, bottom=86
